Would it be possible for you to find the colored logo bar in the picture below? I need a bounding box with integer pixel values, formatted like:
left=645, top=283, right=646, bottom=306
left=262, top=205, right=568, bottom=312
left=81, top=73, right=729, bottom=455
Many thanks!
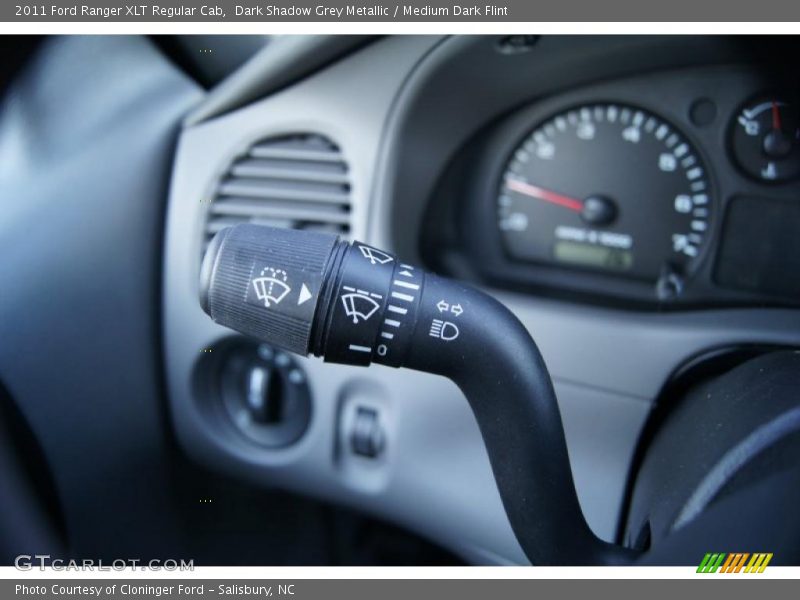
left=697, top=553, right=773, bottom=573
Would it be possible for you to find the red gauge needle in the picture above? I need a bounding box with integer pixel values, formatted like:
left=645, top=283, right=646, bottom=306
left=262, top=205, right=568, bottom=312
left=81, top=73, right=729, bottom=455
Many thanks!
left=505, top=178, right=584, bottom=212
left=772, top=101, right=782, bottom=131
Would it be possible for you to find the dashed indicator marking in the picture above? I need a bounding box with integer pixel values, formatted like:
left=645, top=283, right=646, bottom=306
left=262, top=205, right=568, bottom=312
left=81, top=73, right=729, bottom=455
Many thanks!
left=348, top=344, right=372, bottom=353
left=387, top=305, right=408, bottom=314
left=393, top=280, right=420, bottom=290
left=691, top=220, right=707, bottom=231
left=381, top=332, right=394, bottom=339
left=398, top=265, right=415, bottom=278
left=391, top=291, right=414, bottom=302
left=343, top=285, right=382, bottom=299
left=691, top=181, right=706, bottom=192
left=384, top=319, right=401, bottom=328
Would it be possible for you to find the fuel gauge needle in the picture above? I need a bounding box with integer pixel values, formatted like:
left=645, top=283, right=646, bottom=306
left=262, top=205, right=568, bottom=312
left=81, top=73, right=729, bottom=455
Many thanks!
left=505, top=178, right=584, bottom=212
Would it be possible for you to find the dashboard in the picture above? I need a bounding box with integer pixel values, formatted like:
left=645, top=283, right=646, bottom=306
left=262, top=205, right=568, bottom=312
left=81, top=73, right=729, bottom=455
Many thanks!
left=162, top=35, right=800, bottom=565
left=420, top=51, right=800, bottom=308
left=5, top=34, right=799, bottom=568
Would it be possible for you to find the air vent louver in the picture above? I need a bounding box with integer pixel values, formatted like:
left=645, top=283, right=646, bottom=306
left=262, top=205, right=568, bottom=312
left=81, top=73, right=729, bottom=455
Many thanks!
left=204, top=134, right=351, bottom=252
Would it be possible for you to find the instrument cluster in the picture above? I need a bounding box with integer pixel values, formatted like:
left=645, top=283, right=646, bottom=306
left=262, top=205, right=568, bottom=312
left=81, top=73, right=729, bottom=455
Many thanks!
left=427, top=66, right=800, bottom=307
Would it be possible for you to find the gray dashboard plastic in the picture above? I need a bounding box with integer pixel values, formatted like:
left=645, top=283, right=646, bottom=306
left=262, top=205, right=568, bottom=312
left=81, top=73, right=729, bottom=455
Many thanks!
left=185, top=35, right=377, bottom=126
left=164, top=36, right=800, bottom=564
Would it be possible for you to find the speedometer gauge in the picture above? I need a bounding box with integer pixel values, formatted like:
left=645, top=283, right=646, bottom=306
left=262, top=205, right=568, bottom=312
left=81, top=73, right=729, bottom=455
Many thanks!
left=497, top=104, right=712, bottom=283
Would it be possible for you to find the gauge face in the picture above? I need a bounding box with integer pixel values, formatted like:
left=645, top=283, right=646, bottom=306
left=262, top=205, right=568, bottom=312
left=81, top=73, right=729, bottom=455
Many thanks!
left=731, top=96, right=800, bottom=182
left=497, top=104, right=712, bottom=281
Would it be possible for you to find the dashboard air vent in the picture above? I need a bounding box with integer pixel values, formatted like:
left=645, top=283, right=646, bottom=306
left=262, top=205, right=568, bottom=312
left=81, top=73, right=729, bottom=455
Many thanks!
left=204, top=134, right=351, bottom=252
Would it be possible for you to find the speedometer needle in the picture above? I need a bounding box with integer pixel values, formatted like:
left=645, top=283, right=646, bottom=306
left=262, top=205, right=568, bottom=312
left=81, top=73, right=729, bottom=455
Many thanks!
left=505, top=178, right=584, bottom=212
left=772, top=101, right=782, bottom=132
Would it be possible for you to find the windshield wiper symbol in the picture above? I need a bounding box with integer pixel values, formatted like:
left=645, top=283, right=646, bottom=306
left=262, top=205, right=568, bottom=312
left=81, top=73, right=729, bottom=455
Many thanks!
left=358, top=245, right=394, bottom=266
left=340, top=286, right=382, bottom=324
left=252, top=267, right=291, bottom=307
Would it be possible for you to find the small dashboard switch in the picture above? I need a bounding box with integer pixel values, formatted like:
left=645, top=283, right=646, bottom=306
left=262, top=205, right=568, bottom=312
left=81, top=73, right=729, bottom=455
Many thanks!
left=350, top=407, right=385, bottom=458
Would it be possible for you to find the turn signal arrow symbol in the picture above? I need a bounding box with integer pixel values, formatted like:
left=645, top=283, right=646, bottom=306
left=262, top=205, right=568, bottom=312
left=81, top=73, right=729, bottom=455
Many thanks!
left=437, top=299, right=463, bottom=316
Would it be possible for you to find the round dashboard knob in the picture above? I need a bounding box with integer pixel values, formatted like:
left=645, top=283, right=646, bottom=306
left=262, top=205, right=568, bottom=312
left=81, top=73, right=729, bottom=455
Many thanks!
left=200, top=224, right=341, bottom=355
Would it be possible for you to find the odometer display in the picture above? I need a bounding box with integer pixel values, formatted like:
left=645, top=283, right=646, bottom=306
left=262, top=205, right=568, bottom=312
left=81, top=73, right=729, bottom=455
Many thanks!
left=497, top=104, right=712, bottom=281
left=553, top=240, right=633, bottom=271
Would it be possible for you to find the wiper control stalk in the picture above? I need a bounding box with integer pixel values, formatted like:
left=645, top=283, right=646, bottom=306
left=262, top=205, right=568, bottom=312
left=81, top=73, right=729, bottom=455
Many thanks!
left=200, top=224, right=636, bottom=565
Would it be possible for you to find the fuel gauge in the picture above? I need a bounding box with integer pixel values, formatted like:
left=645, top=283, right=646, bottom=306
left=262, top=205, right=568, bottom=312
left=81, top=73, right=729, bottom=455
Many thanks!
left=731, top=95, right=800, bottom=183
